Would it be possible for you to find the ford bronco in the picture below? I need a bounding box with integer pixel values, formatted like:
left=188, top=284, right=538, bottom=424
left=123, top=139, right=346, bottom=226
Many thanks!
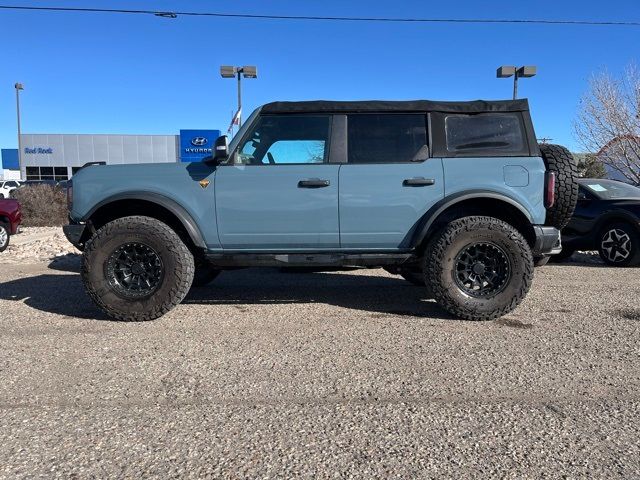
left=64, top=99, right=578, bottom=321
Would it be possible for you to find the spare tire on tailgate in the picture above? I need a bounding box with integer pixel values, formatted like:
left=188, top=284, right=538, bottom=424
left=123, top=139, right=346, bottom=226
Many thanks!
left=539, top=143, right=578, bottom=229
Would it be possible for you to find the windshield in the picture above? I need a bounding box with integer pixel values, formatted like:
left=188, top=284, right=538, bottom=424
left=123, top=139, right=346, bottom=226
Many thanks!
left=581, top=180, right=640, bottom=199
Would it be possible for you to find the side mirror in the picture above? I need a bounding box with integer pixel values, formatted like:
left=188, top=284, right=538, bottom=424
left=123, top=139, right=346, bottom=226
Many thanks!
left=205, top=135, right=229, bottom=164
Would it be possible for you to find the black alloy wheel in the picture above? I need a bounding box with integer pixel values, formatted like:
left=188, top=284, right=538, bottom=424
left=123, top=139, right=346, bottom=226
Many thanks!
left=453, top=242, right=511, bottom=298
left=106, top=242, right=164, bottom=299
left=598, top=223, right=640, bottom=267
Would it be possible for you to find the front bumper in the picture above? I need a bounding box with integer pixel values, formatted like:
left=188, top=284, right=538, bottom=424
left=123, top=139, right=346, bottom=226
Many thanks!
left=63, top=223, right=86, bottom=248
left=532, top=226, right=562, bottom=256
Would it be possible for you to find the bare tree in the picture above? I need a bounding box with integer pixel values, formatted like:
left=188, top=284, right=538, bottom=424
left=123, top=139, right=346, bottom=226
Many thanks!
left=575, top=64, right=640, bottom=184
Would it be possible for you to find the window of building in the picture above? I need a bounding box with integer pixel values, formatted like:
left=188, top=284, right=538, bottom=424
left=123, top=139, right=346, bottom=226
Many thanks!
left=25, top=167, right=39, bottom=181
left=444, top=113, right=525, bottom=155
left=24, top=166, right=69, bottom=181
left=347, top=114, right=428, bottom=164
left=54, top=167, right=68, bottom=181
left=71, top=167, right=82, bottom=176
left=40, top=167, right=54, bottom=180
left=236, top=115, right=330, bottom=165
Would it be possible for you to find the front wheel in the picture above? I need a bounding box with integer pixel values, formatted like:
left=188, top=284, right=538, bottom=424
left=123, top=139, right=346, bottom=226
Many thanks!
left=81, top=216, right=195, bottom=321
left=598, top=223, right=640, bottom=267
left=424, top=216, right=534, bottom=321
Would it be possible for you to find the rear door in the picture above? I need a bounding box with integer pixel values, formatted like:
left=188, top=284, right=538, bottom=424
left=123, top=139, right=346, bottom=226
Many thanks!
left=215, top=114, right=340, bottom=250
left=338, top=113, right=444, bottom=249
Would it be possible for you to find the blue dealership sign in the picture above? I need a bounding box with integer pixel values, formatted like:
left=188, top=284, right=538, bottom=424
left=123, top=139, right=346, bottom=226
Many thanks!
left=179, top=129, right=221, bottom=162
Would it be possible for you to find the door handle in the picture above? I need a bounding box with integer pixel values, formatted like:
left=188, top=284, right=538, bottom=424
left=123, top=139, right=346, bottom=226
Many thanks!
left=298, top=179, right=330, bottom=188
left=403, top=177, right=435, bottom=187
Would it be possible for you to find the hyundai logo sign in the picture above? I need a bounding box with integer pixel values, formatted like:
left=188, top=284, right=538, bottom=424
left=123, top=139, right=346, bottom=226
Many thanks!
left=191, top=137, right=208, bottom=146
left=180, top=129, right=221, bottom=162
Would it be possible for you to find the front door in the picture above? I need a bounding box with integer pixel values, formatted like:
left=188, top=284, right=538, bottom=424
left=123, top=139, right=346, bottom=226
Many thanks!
left=339, top=113, right=445, bottom=249
left=215, top=114, right=340, bottom=250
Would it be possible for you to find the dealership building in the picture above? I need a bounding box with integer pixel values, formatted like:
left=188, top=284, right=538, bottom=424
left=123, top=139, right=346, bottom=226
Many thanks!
left=0, top=129, right=221, bottom=181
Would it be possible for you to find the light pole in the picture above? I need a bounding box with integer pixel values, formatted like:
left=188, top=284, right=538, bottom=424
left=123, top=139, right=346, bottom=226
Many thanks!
left=15, top=83, right=24, bottom=177
left=220, top=65, right=257, bottom=128
left=497, top=66, right=537, bottom=99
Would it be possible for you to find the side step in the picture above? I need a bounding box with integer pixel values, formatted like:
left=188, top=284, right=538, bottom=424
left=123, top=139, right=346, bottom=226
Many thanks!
left=205, top=252, right=415, bottom=268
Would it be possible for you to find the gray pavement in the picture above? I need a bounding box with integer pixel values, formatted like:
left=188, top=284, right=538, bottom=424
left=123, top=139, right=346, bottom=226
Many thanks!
left=0, top=260, right=639, bottom=478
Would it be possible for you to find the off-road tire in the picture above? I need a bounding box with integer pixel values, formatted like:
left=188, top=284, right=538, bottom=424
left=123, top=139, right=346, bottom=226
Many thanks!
left=81, top=215, right=194, bottom=321
left=192, top=259, right=221, bottom=287
left=539, top=143, right=578, bottom=229
left=423, top=216, right=534, bottom=321
left=597, top=222, right=640, bottom=267
left=0, top=222, right=9, bottom=252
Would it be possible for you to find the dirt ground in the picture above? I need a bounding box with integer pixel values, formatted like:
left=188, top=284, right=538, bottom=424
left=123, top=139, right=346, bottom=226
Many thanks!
left=0, top=228, right=638, bottom=478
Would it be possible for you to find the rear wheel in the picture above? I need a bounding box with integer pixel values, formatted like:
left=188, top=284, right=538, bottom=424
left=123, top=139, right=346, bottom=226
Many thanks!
left=598, top=223, right=640, bottom=267
left=424, top=216, right=533, bottom=320
left=81, top=216, right=194, bottom=321
left=0, top=222, right=9, bottom=252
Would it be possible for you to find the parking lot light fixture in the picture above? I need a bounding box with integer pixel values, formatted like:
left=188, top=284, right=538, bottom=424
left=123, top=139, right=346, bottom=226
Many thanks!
left=15, top=83, right=24, bottom=177
left=220, top=65, right=258, bottom=128
left=497, top=65, right=537, bottom=99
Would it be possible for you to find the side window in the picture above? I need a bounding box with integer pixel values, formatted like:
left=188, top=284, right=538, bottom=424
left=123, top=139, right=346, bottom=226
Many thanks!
left=444, top=113, right=525, bottom=155
left=348, top=114, right=428, bottom=164
left=237, top=115, right=330, bottom=165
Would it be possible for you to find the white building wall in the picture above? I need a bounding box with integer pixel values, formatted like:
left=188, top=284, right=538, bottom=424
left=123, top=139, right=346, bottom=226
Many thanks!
left=1, top=169, right=21, bottom=180
left=20, top=134, right=179, bottom=180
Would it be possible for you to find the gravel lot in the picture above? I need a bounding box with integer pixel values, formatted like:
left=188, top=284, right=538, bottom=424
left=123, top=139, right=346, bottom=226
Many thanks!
left=0, top=229, right=639, bottom=478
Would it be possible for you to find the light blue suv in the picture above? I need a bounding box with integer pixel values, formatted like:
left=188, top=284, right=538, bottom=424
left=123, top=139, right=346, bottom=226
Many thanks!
left=64, top=99, right=578, bottom=321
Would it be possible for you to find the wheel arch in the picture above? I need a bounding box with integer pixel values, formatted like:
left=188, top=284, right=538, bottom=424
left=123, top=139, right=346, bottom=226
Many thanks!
left=410, top=191, right=536, bottom=251
left=81, top=192, right=207, bottom=251
left=594, top=211, right=640, bottom=238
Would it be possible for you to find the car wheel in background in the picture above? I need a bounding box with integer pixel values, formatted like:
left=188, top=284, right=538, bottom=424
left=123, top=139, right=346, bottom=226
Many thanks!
left=598, top=223, right=640, bottom=267
left=539, top=143, right=579, bottom=229
left=424, top=216, right=534, bottom=321
left=81, top=215, right=195, bottom=321
left=0, top=223, right=9, bottom=252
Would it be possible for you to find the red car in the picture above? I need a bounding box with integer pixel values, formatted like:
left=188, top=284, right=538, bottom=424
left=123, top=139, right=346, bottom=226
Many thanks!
left=0, top=198, right=22, bottom=252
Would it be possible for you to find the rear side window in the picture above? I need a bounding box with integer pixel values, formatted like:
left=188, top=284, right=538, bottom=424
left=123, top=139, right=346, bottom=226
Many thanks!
left=348, top=114, right=428, bottom=163
left=433, top=112, right=529, bottom=157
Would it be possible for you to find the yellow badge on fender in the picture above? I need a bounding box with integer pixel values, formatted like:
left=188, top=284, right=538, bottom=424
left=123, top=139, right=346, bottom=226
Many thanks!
left=199, top=179, right=210, bottom=189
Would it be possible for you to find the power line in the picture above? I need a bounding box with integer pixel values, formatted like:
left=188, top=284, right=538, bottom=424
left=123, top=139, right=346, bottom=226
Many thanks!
left=0, top=5, right=639, bottom=27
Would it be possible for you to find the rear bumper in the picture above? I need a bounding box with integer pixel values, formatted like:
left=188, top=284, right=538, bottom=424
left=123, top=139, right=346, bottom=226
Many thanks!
left=63, top=223, right=86, bottom=247
left=532, top=225, right=562, bottom=256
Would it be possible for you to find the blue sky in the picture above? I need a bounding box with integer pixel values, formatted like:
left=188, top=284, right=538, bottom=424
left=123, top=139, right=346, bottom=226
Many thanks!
left=0, top=0, right=638, bottom=152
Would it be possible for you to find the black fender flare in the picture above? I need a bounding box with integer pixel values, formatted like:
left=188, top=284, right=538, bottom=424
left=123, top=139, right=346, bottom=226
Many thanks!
left=409, top=190, right=534, bottom=249
left=82, top=191, right=207, bottom=249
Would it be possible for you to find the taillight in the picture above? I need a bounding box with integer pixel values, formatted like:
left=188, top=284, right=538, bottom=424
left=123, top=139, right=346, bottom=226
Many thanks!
left=544, top=171, right=556, bottom=208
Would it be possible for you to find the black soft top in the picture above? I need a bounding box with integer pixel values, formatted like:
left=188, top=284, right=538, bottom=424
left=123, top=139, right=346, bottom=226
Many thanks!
left=261, top=99, right=530, bottom=114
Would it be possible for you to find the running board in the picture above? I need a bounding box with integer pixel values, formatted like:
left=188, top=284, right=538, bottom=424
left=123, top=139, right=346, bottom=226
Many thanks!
left=204, top=252, right=415, bottom=268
